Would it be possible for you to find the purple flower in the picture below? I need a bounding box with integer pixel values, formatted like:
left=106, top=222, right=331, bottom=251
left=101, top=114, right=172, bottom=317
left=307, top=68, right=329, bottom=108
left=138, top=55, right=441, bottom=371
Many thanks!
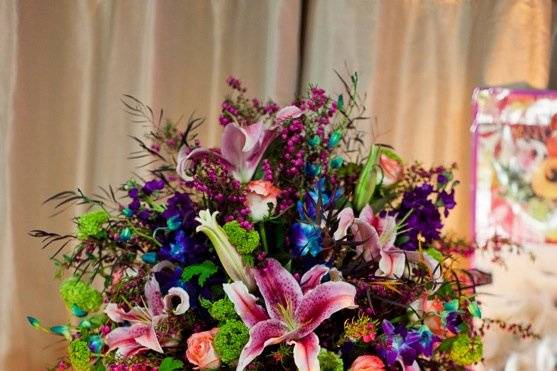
left=141, top=179, right=165, bottom=195
left=379, top=320, right=420, bottom=366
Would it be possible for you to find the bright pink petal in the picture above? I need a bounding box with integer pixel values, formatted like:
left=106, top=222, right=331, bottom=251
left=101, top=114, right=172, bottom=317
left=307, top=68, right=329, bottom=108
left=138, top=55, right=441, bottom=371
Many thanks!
left=135, top=324, right=164, bottom=354
left=144, top=276, right=165, bottom=317
left=377, top=250, right=406, bottom=278
left=294, top=281, right=357, bottom=337
left=276, top=105, right=303, bottom=123
left=252, top=259, right=303, bottom=321
left=106, top=323, right=153, bottom=355
left=240, top=122, right=264, bottom=152
left=223, top=282, right=268, bottom=328
left=237, top=319, right=289, bottom=371
left=358, top=205, right=375, bottom=225
left=290, top=332, right=320, bottom=371
left=300, top=265, right=329, bottom=293
left=352, top=219, right=381, bottom=261
left=105, top=303, right=143, bottom=323
left=334, top=207, right=355, bottom=240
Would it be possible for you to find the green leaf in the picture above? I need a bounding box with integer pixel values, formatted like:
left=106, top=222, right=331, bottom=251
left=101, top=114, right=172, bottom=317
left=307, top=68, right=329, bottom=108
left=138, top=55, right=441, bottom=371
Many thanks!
left=337, top=94, right=344, bottom=111
left=159, top=357, right=184, bottom=371
left=425, top=247, right=443, bottom=262
left=468, top=300, right=482, bottom=318
left=436, top=336, right=458, bottom=352
left=181, top=261, right=218, bottom=286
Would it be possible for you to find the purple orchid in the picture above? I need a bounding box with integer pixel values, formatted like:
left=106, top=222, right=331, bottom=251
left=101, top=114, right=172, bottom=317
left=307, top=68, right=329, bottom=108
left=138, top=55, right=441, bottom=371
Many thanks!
left=104, top=265, right=190, bottom=356
left=177, top=106, right=302, bottom=183
left=379, top=320, right=420, bottom=366
left=223, top=259, right=357, bottom=371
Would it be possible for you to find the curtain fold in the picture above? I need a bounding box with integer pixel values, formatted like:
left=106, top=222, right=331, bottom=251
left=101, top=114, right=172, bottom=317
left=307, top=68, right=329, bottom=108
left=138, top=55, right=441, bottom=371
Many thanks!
left=0, top=0, right=555, bottom=369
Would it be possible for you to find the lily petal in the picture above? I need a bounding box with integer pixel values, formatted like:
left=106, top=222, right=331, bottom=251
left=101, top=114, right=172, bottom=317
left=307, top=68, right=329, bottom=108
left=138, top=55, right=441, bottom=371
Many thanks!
left=221, top=123, right=257, bottom=182
left=177, top=147, right=231, bottom=182
left=105, top=303, right=144, bottom=323
left=276, top=105, right=303, bottom=123
left=295, top=281, right=357, bottom=337
left=163, top=287, right=190, bottom=315
left=237, top=319, right=289, bottom=371
left=334, top=207, right=354, bottom=240
left=135, top=324, right=164, bottom=354
left=239, top=121, right=265, bottom=152
left=144, top=276, right=165, bottom=317
left=223, top=281, right=268, bottom=328
left=300, top=265, right=329, bottom=293
left=377, top=250, right=406, bottom=278
left=358, top=205, right=375, bottom=225
left=252, top=258, right=303, bottom=321
left=378, top=216, right=398, bottom=248
left=352, top=218, right=381, bottom=261
left=290, top=332, right=320, bottom=371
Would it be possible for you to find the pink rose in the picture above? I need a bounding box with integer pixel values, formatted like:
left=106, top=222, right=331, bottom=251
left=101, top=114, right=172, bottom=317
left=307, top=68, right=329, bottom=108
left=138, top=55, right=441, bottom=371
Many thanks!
left=379, top=153, right=403, bottom=185
left=245, top=180, right=281, bottom=221
left=349, top=355, right=386, bottom=371
left=185, top=328, right=220, bottom=370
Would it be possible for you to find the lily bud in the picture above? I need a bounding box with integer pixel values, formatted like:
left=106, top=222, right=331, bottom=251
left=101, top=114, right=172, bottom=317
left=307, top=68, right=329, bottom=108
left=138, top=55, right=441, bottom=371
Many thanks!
left=354, top=145, right=380, bottom=211
left=195, top=210, right=255, bottom=290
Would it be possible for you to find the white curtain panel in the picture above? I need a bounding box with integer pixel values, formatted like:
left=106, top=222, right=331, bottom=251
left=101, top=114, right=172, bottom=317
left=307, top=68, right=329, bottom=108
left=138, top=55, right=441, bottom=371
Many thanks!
left=0, top=0, right=555, bottom=369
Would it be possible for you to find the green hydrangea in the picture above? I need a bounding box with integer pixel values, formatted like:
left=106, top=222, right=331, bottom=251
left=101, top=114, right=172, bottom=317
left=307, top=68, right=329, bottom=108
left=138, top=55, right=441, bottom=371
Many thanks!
left=76, top=210, right=109, bottom=240
left=214, top=320, right=249, bottom=364
left=209, top=298, right=238, bottom=323
left=59, top=277, right=103, bottom=313
left=68, top=340, right=91, bottom=371
left=223, top=221, right=260, bottom=254
left=450, top=334, right=483, bottom=366
left=318, top=349, right=344, bottom=371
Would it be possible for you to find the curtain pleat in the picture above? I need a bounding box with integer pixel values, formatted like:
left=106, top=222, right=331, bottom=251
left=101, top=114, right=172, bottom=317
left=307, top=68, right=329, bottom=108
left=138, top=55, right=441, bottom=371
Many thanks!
left=0, top=1, right=555, bottom=369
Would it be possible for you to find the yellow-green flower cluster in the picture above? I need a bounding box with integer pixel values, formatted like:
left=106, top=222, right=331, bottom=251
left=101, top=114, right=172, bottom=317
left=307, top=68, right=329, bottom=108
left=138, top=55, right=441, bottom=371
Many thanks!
left=209, top=298, right=238, bottom=323
left=318, top=349, right=344, bottom=371
left=223, top=221, right=260, bottom=254
left=214, top=320, right=249, bottom=364
left=450, top=334, right=483, bottom=366
left=60, top=277, right=103, bottom=313
left=68, top=340, right=91, bottom=371
left=76, top=210, right=109, bottom=240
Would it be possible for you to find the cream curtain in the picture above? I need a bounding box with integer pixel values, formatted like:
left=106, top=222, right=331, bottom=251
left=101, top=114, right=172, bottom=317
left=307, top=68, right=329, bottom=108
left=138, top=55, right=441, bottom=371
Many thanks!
left=0, top=0, right=555, bottom=369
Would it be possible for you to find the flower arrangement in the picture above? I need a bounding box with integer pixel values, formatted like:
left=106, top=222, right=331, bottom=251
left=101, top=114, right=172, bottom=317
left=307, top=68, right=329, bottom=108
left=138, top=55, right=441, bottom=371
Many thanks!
left=29, top=74, right=508, bottom=370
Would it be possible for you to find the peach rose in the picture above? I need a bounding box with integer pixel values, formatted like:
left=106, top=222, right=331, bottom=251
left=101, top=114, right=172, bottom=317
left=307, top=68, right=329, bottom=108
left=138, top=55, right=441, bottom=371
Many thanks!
left=349, top=355, right=386, bottom=371
left=185, top=328, right=220, bottom=370
left=245, top=180, right=281, bottom=221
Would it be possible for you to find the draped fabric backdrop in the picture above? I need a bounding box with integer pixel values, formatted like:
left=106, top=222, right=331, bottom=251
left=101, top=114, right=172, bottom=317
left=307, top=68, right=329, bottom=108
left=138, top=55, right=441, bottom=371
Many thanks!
left=1, top=1, right=556, bottom=369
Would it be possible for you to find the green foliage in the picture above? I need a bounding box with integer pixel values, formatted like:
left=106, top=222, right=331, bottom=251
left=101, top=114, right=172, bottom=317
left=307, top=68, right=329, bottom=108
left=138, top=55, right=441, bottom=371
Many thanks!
left=209, top=298, right=238, bottom=323
left=68, top=340, right=91, bottom=371
left=59, top=277, right=103, bottom=313
left=214, top=320, right=249, bottom=364
left=181, top=260, right=218, bottom=286
left=450, top=334, right=483, bottom=366
left=159, top=357, right=184, bottom=371
left=318, top=349, right=344, bottom=371
left=223, top=221, right=260, bottom=254
left=76, top=210, right=109, bottom=240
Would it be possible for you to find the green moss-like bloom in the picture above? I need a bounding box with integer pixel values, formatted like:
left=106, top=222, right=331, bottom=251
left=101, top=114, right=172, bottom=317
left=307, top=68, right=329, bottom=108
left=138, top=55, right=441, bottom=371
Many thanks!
left=60, top=277, right=103, bottom=313
left=68, top=340, right=91, bottom=371
left=318, top=349, right=344, bottom=371
left=76, top=210, right=109, bottom=240
left=214, top=320, right=249, bottom=364
left=223, top=221, right=260, bottom=254
left=450, top=334, right=483, bottom=366
left=209, top=298, right=238, bottom=323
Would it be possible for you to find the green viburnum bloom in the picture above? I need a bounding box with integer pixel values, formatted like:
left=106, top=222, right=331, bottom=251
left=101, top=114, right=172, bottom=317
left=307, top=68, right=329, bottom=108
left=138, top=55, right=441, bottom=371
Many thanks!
left=209, top=298, right=238, bottom=323
left=76, top=210, right=109, bottom=240
left=223, top=221, right=260, bottom=254
left=318, top=349, right=344, bottom=371
left=59, top=277, right=103, bottom=313
left=213, top=320, right=249, bottom=364
left=450, top=334, right=483, bottom=366
left=68, top=340, right=91, bottom=371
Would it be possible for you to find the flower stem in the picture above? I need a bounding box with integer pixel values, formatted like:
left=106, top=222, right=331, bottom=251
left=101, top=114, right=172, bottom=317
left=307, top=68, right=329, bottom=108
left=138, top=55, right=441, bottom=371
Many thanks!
left=259, top=223, right=268, bottom=253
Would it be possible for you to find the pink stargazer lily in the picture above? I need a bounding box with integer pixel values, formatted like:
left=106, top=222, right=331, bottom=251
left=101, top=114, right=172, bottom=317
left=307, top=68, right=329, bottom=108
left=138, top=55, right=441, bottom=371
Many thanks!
left=223, top=258, right=357, bottom=371
left=335, top=205, right=405, bottom=277
left=104, top=271, right=190, bottom=356
left=177, top=106, right=302, bottom=183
